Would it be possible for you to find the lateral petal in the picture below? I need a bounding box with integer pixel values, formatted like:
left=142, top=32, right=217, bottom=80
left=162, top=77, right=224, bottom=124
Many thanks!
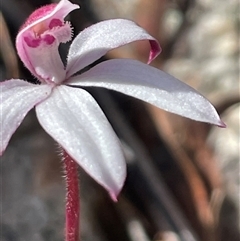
left=68, top=59, right=224, bottom=126
left=66, top=19, right=161, bottom=78
left=0, top=80, right=52, bottom=155
left=35, top=85, right=126, bottom=199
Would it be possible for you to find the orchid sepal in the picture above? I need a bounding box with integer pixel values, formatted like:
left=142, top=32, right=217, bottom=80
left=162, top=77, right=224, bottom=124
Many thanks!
left=68, top=59, right=224, bottom=127
left=35, top=85, right=126, bottom=198
left=0, top=79, right=52, bottom=155
left=66, top=19, right=161, bottom=78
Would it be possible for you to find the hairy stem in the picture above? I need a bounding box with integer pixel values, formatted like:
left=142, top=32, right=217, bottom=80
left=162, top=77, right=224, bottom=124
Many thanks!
left=63, top=149, right=80, bottom=241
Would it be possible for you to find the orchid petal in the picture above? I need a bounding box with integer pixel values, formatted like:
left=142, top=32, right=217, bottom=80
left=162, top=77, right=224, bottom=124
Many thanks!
left=68, top=59, right=224, bottom=126
left=66, top=19, right=161, bottom=78
left=35, top=85, right=126, bottom=199
left=0, top=80, right=52, bottom=155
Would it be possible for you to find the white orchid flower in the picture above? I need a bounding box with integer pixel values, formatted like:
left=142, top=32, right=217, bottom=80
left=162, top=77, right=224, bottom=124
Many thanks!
left=0, top=0, right=224, bottom=199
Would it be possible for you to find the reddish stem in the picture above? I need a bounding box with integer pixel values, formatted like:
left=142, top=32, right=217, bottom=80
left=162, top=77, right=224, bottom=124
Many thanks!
left=63, top=150, right=80, bottom=241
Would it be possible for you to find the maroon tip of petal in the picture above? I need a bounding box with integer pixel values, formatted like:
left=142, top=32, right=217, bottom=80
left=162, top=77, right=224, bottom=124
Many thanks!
left=109, top=192, right=119, bottom=202
left=148, top=40, right=162, bottom=64
left=217, top=120, right=227, bottom=128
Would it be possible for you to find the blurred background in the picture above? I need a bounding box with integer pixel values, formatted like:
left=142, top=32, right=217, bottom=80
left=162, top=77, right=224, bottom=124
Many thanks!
left=0, top=0, right=239, bottom=240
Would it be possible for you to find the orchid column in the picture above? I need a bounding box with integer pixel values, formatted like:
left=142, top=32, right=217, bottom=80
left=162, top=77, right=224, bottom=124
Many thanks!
left=0, top=0, right=225, bottom=240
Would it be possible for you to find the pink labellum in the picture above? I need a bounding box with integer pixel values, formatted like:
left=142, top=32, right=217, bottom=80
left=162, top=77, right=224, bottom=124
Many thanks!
left=16, top=0, right=79, bottom=83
